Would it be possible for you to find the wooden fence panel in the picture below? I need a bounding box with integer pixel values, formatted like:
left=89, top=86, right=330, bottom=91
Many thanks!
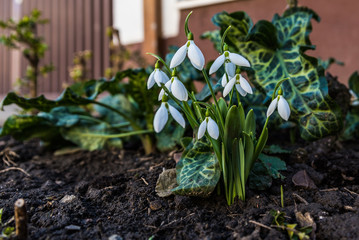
left=0, top=0, right=112, bottom=95
left=0, top=0, right=12, bottom=94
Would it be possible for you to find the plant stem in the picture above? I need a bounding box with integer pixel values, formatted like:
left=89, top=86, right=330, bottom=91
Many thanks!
left=90, top=99, right=154, bottom=154
left=202, top=69, right=225, bottom=130
left=78, top=129, right=153, bottom=138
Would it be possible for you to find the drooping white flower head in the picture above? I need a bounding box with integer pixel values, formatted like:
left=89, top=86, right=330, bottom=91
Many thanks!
left=209, top=44, right=250, bottom=82
left=153, top=102, right=186, bottom=133
left=170, top=33, right=205, bottom=71
left=349, top=89, right=359, bottom=106
left=198, top=116, right=219, bottom=140
left=223, top=73, right=253, bottom=97
left=266, top=93, right=291, bottom=121
left=147, top=68, right=170, bottom=89
left=158, top=74, right=188, bottom=102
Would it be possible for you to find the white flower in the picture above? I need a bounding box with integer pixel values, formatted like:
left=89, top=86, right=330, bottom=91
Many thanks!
left=153, top=102, right=185, bottom=133
left=349, top=90, right=359, bottom=106
left=209, top=50, right=250, bottom=76
left=158, top=76, right=188, bottom=101
left=198, top=117, right=219, bottom=140
left=147, top=68, right=169, bottom=89
left=223, top=74, right=253, bottom=97
left=170, top=40, right=205, bottom=71
left=266, top=95, right=291, bottom=121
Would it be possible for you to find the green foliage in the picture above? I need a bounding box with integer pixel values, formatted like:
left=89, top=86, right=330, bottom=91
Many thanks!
left=1, top=68, right=184, bottom=153
left=0, top=209, right=15, bottom=239
left=342, top=71, right=359, bottom=140
left=270, top=210, right=312, bottom=240
left=203, top=7, right=342, bottom=141
left=0, top=9, right=52, bottom=97
left=172, top=139, right=221, bottom=197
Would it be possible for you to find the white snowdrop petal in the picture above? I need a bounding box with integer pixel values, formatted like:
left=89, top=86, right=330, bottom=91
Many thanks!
left=223, top=77, right=236, bottom=97
left=266, top=98, right=278, bottom=117
left=278, top=96, right=291, bottom=121
left=239, top=75, right=253, bottom=94
left=156, top=70, right=169, bottom=86
left=170, top=44, right=187, bottom=69
left=229, top=52, right=250, bottom=67
left=207, top=117, right=219, bottom=140
left=158, top=81, right=172, bottom=101
left=235, top=84, right=247, bottom=97
left=165, top=80, right=172, bottom=91
left=158, top=89, right=165, bottom=101
left=209, top=54, right=225, bottom=75
left=168, top=105, right=185, bottom=128
left=153, top=104, right=168, bottom=133
left=198, top=120, right=207, bottom=139
left=221, top=73, right=228, bottom=87
left=225, top=62, right=236, bottom=78
left=188, top=41, right=205, bottom=70
left=147, top=71, right=156, bottom=89
left=171, top=78, right=188, bottom=101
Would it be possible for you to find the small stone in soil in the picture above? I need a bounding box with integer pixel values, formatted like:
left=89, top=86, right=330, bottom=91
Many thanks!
left=60, top=195, right=77, bottom=204
left=149, top=200, right=162, bottom=211
left=65, top=225, right=81, bottom=231
left=108, top=234, right=123, bottom=240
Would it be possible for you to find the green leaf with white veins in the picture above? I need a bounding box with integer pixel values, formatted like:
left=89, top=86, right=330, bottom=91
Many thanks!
left=204, top=7, right=342, bottom=140
left=172, top=139, right=220, bottom=197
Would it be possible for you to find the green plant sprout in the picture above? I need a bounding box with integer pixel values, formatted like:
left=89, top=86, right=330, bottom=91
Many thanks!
left=270, top=210, right=312, bottom=240
left=0, top=9, right=54, bottom=98
left=147, top=12, right=291, bottom=204
left=0, top=209, right=15, bottom=240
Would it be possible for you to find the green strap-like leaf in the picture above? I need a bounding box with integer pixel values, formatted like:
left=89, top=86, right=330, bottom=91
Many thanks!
left=172, top=139, right=221, bottom=197
left=205, top=8, right=342, bottom=140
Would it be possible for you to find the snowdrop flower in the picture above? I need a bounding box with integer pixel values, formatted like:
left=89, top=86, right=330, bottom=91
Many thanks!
left=153, top=101, right=185, bottom=133
left=223, top=73, right=253, bottom=97
left=170, top=33, right=205, bottom=71
left=209, top=44, right=250, bottom=86
left=198, top=116, right=219, bottom=140
left=147, top=62, right=169, bottom=89
left=349, top=90, right=359, bottom=106
left=158, top=70, right=188, bottom=101
left=266, top=90, right=291, bottom=121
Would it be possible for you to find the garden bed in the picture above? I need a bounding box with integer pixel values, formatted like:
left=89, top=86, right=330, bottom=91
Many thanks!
left=1, top=135, right=359, bottom=239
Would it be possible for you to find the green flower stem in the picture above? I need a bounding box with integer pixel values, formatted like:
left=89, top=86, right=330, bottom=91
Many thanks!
left=201, top=69, right=225, bottom=130
left=75, top=129, right=153, bottom=139
left=90, top=100, right=142, bottom=130
left=146, top=53, right=171, bottom=75
left=90, top=99, right=154, bottom=154
left=76, top=115, right=111, bottom=126
left=161, top=85, right=199, bottom=128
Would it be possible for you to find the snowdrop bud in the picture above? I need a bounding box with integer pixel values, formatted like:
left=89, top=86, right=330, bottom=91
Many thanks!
left=277, top=96, right=291, bottom=121
left=207, top=117, right=219, bottom=139
left=266, top=95, right=291, bottom=121
left=171, top=77, right=188, bottom=101
left=153, top=103, right=168, bottom=133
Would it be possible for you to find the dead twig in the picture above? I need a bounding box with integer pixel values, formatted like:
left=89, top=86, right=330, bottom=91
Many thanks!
left=0, top=167, right=31, bottom=177
left=141, top=177, right=149, bottom=185
left=292, top=193, right=309, bottom=205
left=15, top=199, right=28, bottom=240
left=249, top=220, right=272, bottom=230
left=343, top=187, right=359, bottom=197
left=127, top=167, right=145, bottom=173
left=319, top=187, right=338, bottom=192
left=159, top=213, right=195, bottom=229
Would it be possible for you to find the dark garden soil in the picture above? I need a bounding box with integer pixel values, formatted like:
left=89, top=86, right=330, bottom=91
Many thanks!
left=1, top=135, right=359, bottom=240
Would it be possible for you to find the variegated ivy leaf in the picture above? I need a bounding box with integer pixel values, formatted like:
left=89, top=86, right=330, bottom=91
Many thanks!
left=172, top=139, right=220, bottom=197
left=204, top=7, right=342, bottom=140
